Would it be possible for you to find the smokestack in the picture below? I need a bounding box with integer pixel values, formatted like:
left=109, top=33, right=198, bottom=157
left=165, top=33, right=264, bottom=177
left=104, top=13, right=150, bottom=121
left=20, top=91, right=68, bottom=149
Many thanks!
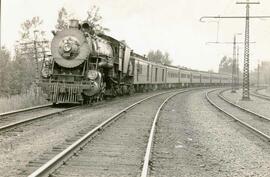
left=69, top=19, right=79, bottom=29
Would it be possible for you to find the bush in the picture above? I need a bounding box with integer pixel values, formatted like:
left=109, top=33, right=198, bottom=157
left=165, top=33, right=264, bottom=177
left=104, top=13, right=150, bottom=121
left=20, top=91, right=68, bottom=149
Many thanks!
left=0, top=89, right=48, bottom=113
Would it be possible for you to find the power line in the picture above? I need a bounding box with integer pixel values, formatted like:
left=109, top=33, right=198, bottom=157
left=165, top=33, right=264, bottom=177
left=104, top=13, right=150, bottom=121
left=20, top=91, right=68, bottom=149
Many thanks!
left=200, top=16, right=270, bottom=22
left=206, top=34, right=244, bottom=93
left=206, top=41, right=255, bottom=44
left=200, top=0, right=270, bottom=100
left=239, top=0, right=257, bottom=100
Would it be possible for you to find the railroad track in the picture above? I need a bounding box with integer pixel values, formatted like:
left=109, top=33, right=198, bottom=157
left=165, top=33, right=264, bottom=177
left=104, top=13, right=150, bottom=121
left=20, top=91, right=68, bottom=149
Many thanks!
left=206, top=89, right=270, bottom=142
left=250, top=87, right=270, bottom=101
left=0, top=104, right=79, bottom=132
left=27, top=88, right=193, bottom=177
left=0, top=104, right=52, bottom=117
left=219, top=89, right=270, bottom=122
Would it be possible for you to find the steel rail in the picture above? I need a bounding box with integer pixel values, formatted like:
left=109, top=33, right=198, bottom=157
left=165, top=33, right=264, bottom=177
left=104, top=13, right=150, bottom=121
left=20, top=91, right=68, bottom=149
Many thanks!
left=206, top=89, right=270, bottom=142
left=28, top=89, right=193, bottom=177
left=251, top=92, right=270, bottom=101
left=0, top=104, right=52, bottom=117
left=140, top=91, right=185, bottom=177
left=218, top=90, right=270, bottom=121
left=0, top=106, right=79, bottom=132
left=250, top=88, right=270, bottom=101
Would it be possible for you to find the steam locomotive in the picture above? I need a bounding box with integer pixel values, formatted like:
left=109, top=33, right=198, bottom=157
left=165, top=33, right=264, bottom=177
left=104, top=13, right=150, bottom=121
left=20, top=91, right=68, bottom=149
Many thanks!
left=40, top=19, right=232, bottom=104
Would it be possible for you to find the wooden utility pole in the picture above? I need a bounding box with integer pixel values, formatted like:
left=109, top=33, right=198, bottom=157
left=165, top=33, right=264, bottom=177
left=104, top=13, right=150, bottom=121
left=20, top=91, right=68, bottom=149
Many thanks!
left=236, top=46, right=240, bottom=87
left=257, top=60, right=260, bottom=88
left=231, top=35, right=237, bottom=93
left=18, top=31, right=49, bottom=96
left=33, top=30, right=40, bottom=96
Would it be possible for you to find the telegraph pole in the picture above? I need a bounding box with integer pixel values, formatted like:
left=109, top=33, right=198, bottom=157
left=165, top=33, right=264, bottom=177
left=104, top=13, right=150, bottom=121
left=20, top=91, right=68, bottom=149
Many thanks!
left=236, top=46, right=240, bottom=87
left=200, top=0, right=270, bottom=100
left=231, top=35, right=237, bottom=93
left=257, top=60, right=260, bottom=88
left=33, top=30, right=40, bottom=96
left=18, top=30, right=49, bottom=97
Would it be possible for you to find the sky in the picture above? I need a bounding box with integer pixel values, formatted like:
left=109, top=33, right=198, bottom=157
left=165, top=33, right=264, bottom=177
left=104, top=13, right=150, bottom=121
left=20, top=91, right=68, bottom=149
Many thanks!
left=2, top=0, right=270, bottom=72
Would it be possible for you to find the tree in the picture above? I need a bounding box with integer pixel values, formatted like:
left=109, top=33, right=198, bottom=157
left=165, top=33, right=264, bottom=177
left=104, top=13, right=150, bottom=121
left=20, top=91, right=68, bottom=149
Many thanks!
left=85, top=6, right=109, bottom=34
left=14, top=16, right=49, bottom=94
left=0, top=47, right=11, bottom=96
left=257, top=61, right=270, bottom=85
left=12, top=49, right=36, bottom=94
left=55, top=7, right=70, bottom=31
left=55, top=6, right=109, bottom=34
left=20, top=16, right=45, bottom=42
left=218, top=56, right=233, bottom=74
left=147, top=50, right=172, bottom=65
left=18, top=16, right=48, bottom=60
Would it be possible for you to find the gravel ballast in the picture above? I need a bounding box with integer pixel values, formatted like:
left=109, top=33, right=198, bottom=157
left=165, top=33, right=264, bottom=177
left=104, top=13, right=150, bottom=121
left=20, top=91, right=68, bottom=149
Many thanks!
left=257, top=88, right=270, bottom=97
left=51, top=91, right=181, bottom=177
left=223, top=89, right=270, bottom=118
left=151, top=89, right=270, bottom=177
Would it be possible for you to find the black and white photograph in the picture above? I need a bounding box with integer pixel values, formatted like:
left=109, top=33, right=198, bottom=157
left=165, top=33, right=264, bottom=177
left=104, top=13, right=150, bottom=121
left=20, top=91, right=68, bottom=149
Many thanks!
left=1, top=0, right=270, bottom=176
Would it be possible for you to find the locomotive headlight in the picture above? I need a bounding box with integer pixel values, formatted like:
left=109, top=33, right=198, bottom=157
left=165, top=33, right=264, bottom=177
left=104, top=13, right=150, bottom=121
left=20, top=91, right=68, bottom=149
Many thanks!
left=87, top=70, right=98, bottom=80
left=41, top=67, right=50, bottom=78
left=63, top=42, right=72, bottom=52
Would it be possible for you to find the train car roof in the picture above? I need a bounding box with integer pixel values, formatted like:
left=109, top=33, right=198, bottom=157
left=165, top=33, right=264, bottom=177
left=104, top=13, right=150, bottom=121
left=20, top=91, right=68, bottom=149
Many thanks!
left=131, top=52, right=148, bottom=60
left=131, top=51, right=231, bottom=77
left=98, top=34, right=128, bottom=47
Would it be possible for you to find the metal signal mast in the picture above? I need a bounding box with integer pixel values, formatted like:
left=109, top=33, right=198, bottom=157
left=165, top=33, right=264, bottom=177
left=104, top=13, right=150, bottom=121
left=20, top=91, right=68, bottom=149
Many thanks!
left=237, top=0, right=259, bottom=100
left=200, top=0, right=270, bottom=100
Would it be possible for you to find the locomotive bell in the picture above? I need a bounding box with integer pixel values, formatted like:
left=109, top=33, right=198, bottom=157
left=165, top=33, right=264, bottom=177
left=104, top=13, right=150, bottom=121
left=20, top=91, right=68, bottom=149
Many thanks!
left=51, top=28, right=91, bottom=68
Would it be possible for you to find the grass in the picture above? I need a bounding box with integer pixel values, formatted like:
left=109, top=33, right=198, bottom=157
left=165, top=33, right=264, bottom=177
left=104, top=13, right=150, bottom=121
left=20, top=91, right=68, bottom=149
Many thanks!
left=0, top=89, right=49, bottom=113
